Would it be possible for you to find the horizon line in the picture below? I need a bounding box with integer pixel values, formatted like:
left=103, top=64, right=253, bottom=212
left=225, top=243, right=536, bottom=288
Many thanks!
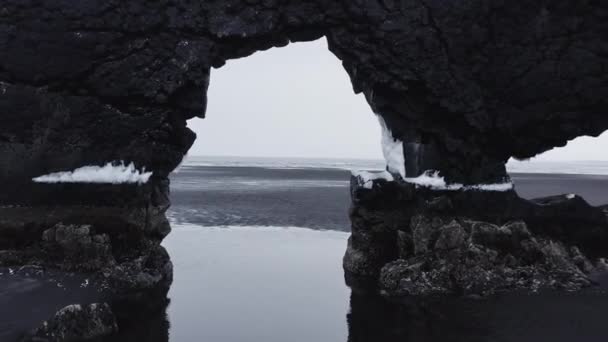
left=183, top=154, right=608, bottom=163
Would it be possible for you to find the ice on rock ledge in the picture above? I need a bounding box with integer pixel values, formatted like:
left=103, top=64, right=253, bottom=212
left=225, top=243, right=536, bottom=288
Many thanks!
left=351, top=170, right=513, bottom=192
left=351, top=170, right=394, bottom=189
left=366, top=114, right=513, bottom=192
left=32, top=162, right=152, bottom=184
left=405, top=171, right=514, bottom=192
left=377, top=116, right=406, bottom=179
left=404, top=171, right=460, bottom=190
left=466, top=182, right=514, bottom=192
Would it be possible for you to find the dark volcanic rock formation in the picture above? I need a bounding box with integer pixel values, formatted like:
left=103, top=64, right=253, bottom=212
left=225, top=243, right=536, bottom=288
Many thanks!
left=345, top=174, right=608, bottom=296
left=1, top=0, right=607, bottom=187
left=23, top=303, right=118, bottom=342
left=1, top=0, right=608, bottom=334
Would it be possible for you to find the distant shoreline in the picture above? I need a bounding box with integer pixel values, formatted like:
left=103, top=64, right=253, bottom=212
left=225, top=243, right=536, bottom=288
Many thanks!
left=179, top=155, right=608, bottom=176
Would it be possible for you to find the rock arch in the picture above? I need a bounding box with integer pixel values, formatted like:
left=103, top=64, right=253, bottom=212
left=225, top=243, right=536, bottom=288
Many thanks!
left=2, top=1, right=607, bottom=194
left=1, top=0, right=608, bottom=330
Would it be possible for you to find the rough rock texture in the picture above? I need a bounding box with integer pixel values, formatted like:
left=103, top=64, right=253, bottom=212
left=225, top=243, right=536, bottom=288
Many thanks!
left=1, top=221, right=172, bottom=340
left=1, top=1, right=607, bottom=190
left=0, top=221, right=172, bottom=294
left=0, top=213, right=172, bottom=340
left=0, top=0, right=607, bottom=331
left=41, top=223, right=115, bottom=272
left=380, top=218, right=594, bottom=296
left=0, top=222, right=114, bottom=271
left=23, top=303, right=118, bottom=342
left=345, top=175, right=608, bottom=296
left=102, top=244, right=173, bottom=307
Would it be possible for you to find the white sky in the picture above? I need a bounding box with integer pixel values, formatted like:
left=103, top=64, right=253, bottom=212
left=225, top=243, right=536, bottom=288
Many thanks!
left=187, top=38, right=607, bottom=161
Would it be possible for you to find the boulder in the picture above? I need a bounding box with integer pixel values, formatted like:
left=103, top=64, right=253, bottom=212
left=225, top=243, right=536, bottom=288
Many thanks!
left=434, top=220, right=467, bottom=250
left=24, top=303, right=118, bottom=342
left=378, top=218, right=597, bottom=296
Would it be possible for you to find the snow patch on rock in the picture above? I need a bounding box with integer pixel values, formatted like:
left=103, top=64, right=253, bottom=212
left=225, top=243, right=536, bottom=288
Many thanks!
left=352, top=170, right=395, bottom=189
left=467, top=183, right=515, bottom=192
left=351, top=170, right=513, bottom=192
left=32, top=162, right=152, bottom=184
left=404, top=171, right=461, bottom=190
left=377, top=116, right=406, bottom=179
left=566, top=194, right=576, bottom=199
left=404, top=171, right=513, bottom=192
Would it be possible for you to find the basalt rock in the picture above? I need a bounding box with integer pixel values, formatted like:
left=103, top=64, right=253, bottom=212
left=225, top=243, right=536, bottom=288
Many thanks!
left=345, top=174, right=608, bottom=296
left=1, top=1, right=607, bottom=191
left=0, top=0, right=607, bottom=329
left=102, top=244, right=173, bottom=305
left=23, top=303, right=118, bottom=342
left=379, top=218, right=594, bottom=296
left=40, top=223, right=115, bottom=272
left=0, top=215, right=172, bottom=339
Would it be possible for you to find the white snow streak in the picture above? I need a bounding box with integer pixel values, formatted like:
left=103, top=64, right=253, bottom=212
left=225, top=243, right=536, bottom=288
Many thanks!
left=404, top=171, right=514, bottom=192
left=32, top=162, right=152, bottom=184
left=351, top=170, right=394, bottom=189
left=466, top=182, right=515, bottom=192
left=351, top=169, right=513, bottom=192
left=377, top=116, right=406, bottom=179
left=404, top=171, right=462, bottom=190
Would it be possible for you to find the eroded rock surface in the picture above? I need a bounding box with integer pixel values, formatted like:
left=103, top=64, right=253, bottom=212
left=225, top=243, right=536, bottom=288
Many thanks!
left=41, top=224, right=115, bottom=272
left=0, top=0, right=607, bottom=335
left=345, top=175, right=608, bottom=296
left=23, top=303, right=118, bottom=342
left=1, top=1, right=607, bottom=190
left=380, top=218, right=594, bottom=296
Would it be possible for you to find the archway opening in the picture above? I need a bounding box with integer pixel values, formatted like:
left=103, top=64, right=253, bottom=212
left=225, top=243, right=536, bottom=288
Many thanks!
left=508, top=131, right=608, bottom=205
left=170, top=38, right=384, bottom=230
left=188, top=38, right=382, bottom=161
left=164, top=38, right=384, bottom=340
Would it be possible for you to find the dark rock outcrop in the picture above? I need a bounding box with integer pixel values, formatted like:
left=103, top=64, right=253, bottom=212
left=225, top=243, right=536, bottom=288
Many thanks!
left=345, top=174, right=608, bottom=296
left=1, top=0, right=607, bottom=190
left=380, top=218, right=593, bottom=296
left=0, top=0, right=607, bottom=333
left=0, top=216, right=172, bottom=339
left=102, top=244, right=173, bottom=310
left=41, top=224, right=115, bottom=272
left=23, top=303, right=118, bottom=342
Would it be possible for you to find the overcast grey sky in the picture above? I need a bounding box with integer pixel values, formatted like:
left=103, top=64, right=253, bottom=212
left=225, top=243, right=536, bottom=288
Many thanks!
left=187, top=38, right=607, bottom=161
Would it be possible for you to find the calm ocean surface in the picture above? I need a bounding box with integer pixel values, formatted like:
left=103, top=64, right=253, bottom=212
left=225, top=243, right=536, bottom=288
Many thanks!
left=159, top=157, right=608, bottom=342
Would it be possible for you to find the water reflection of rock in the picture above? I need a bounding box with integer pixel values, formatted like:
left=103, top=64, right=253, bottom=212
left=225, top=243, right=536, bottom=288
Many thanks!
left=347, top=289, right=608, bottom=342
left=347, top=292, right=490, bottom=342
left=104, top=245, right=172, bottom=342
left=107, top=297, right=170, bottom=342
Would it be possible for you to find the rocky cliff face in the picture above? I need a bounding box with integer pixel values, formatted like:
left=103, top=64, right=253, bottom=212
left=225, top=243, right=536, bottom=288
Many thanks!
left=1, top=1, right=608, bottom=339
left=1, top=0, right=607, bottom=187
left=345, top=174, right=608, bottom=296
